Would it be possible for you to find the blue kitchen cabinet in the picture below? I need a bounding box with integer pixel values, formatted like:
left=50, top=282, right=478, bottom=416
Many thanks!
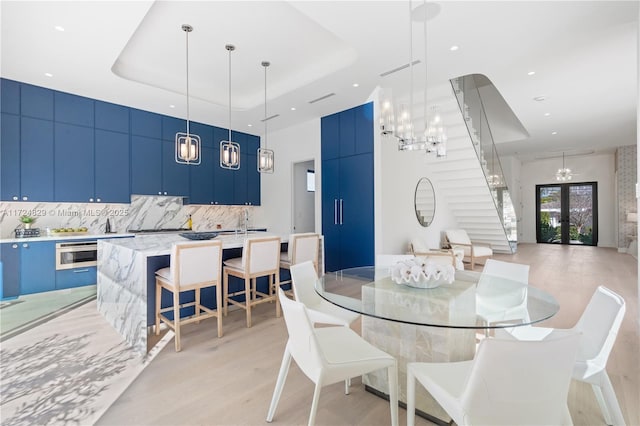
left=1, top=243, right=21, bottom=299
left=162, top=116, right=186, bottom=140
left=131, top=135, right=163, bottom=195
left=56, top=266, right=97, bottom=290
left=19, top=241, right=56, bottom=295
left=213, top=127, right=235, bottom=204
left=190, top=146, right=215, bottom=204
left=21, top=83, right=54, bottom=120
left=321, top=102, right=374, bottom=272
left=95, top=129, right=130, bottom=203
left=321, top=158, right=342, bottom=272
left=190, top=121, right=214, bottom=149
left=95, top=100, right=129, bottom=133
left=162, top=140, right=190, bottom=197
left=355, top=102, right=374, bottom=154
left=131, top=109, right=162, bottom=139
left=21, top=117, right=54, bottom=202
left=1, top=79, right=20, bottom=115
left=1, top=113, right=20, bottom=201
left=233, top=132, right=249, bottom=205
left=54, top=91, right=94, bottom=127
left=321, top=111, right=340, bottom=161
left=54, top=123, right=95, bottom=202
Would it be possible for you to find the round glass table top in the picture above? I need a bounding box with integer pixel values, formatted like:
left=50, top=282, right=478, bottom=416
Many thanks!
left=315, top=267, right=559, bottom=329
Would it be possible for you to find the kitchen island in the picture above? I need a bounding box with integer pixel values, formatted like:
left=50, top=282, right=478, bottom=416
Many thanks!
left=97, top=232, right=285, bottom=356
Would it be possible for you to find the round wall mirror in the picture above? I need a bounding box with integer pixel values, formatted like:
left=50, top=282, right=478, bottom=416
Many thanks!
left=415, top=177, right=436, bottom=227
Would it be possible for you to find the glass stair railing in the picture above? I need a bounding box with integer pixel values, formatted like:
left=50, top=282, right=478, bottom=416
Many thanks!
left=450, top=74, right=517, bottom=252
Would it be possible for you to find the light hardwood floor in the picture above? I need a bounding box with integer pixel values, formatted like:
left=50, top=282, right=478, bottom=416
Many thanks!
left=97, top=243, right=639, bottom=426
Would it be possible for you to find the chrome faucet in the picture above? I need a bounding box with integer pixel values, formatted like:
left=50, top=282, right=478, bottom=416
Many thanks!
left=238, top=208, right=250, bottom=235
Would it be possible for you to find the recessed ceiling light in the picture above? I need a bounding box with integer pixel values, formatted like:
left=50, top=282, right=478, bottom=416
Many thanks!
left=290, top=107, right=296, bottom=111
left=169, top=104, right=175, bottom=108
left=533, top=95, right=547, bottom=102
left=44, top=73, right=53, bottom=77
left=247, top=124, right=253, bottom=127
left=544, top=112, right=551, bottom=117
left=527, top=71, right=536, bottom=76
left=449, top=45, right=459, bottom=51
left=54, top=25, right=65, bottom=32
left=352, top=83, right=359, bottom=88
left=551, top=131, right=558, bottom=135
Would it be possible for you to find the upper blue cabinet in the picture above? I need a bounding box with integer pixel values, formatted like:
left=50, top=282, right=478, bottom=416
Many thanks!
left=21, top=83, right=54, bottom=120
left=0, top=78, right=260, bottom=205
left=321, top=102, right=373, bottom=161
left=55, top=92, right=94, bottom=127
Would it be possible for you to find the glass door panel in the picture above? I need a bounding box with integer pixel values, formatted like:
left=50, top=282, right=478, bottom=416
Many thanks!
left=536, top=182, right=597, bottom=246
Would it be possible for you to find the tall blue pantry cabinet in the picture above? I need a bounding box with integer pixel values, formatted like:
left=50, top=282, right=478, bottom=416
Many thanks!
left=321, top=102, right=374, bottom=272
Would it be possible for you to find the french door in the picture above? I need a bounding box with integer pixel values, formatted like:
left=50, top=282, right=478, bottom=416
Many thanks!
left=536, top=182, right=598, bottom=246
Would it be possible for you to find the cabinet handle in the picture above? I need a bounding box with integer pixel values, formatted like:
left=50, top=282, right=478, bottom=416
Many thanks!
left=73, top=269, right=90, bottom=273
left=334, top=199, right=338, bottom=225
left=163, top=192, right=168, bottom=195
left=340, top=199, right=344, bottom=225
left=96, top=198, right=101, bottom=202
left=22, top=243, right=28, bottom=248
left=12, top=244, right=18, bottom=249
left=12, top=196, right=18, bottom=201
left=89, top=198, right=94, bottom=202
left=22, top=196, right=28, bottom=201
left=158, top=192, right=162, bottom=195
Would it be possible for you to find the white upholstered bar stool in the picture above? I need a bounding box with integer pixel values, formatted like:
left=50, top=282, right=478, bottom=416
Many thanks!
left=154, top=240, right=223, bottom=352
left=223, top=236, right=281, bottom=328
left=279, top=233, right=320, bottom=291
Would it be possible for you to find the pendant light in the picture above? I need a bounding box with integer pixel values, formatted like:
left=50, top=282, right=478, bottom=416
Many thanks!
left=258, top=60, right=274, bottom=173
left=380, top=0, right=446, bottom=157
left=220, top=44, right=240, bottom=170
left=555, top=152, right=573, bottom=181
left=175, top=24, right=201, bottom=165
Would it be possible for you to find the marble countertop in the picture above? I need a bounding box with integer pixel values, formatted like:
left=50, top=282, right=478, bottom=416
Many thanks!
left=0, top=232, right=134, bottom=244
left=98, top=231, right=287, bottom=257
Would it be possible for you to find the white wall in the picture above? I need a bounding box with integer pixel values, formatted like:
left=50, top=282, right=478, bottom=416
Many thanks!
left=519, top=153, right=616, bottom=247
left=252, top=119, right=322, bottom=237
left=293, top=160, right=315, bottom=233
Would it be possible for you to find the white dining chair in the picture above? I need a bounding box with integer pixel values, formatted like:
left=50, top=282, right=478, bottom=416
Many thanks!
left=476, top=259, right=530, bottom=331
left=496, top=286, right=627, bottom=426
left=407, top=332, right=580, bottom=426
left=155, top=240, right=223, bottom=351
left=266, top=288, right=399, bottom=426
left=290, top=261, right=359, bottom=327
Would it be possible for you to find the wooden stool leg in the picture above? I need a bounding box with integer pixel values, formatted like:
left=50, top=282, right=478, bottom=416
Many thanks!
left=275, top=270, right=281, bottom=318
left=173, top=290, right=181, bottom=352
left=245, top=276, right=252, bottom=328
left=223, top=269, right=229, bottom=316
left=195, top=288, right=201, bottom=324
left=155, top=280, right=161, bottom=335
left=216, top=282, right=223, bottom=338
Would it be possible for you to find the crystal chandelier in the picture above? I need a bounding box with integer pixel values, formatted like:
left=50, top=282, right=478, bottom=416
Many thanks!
left=555, top=152, right=572, bottom=181
left=175, top=24, right=201, bottom=165
left=380, top=0, right=446, bottom=157
left=258, top=61, right=274, bottom=173
left=220, top=44, right=240, bottom=170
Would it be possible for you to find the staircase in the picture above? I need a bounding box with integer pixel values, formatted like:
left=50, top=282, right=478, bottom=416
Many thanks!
left=424, top=82, right=514, bottom=254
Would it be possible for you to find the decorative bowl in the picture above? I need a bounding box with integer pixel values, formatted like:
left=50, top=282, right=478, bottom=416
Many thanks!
left=179, top=232, right=218, bottom=240
left=390, top=257, right=455, bottom=289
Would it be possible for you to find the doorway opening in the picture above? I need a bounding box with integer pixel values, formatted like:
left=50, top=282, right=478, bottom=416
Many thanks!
left=292, top=160, right=315, bottom=233
left=536, top=182, right=598, bottom=246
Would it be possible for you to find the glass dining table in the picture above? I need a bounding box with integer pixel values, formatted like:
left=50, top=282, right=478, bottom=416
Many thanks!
left=315, top=266, right=560, bottom=425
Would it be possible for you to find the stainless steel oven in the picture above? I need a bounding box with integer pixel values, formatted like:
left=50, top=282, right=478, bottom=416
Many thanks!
left=55, top=241, right=98, bottom=270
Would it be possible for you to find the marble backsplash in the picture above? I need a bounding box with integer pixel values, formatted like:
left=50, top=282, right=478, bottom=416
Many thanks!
left=0, top=195, right=259, bottom=238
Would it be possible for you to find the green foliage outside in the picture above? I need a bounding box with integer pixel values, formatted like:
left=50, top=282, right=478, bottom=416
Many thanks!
left=539, top=211, right=557, bottom=242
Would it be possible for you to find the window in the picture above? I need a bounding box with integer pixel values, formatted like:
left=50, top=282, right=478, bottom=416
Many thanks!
left=306, top=170, right=315, bottom=192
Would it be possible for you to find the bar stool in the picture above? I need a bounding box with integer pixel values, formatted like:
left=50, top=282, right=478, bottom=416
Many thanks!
left=155, top=240, right=223, bottom=352
left=223, top=236, right=281, bottom=327
left=279, top=233, right=320, bottom=291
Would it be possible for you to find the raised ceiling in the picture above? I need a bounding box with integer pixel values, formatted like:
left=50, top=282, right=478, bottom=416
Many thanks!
left=1, top=1, right=637, bottom=161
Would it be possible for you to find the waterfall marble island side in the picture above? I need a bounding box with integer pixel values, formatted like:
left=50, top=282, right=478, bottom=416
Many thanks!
left=97, top=232, right=285, bottom=356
